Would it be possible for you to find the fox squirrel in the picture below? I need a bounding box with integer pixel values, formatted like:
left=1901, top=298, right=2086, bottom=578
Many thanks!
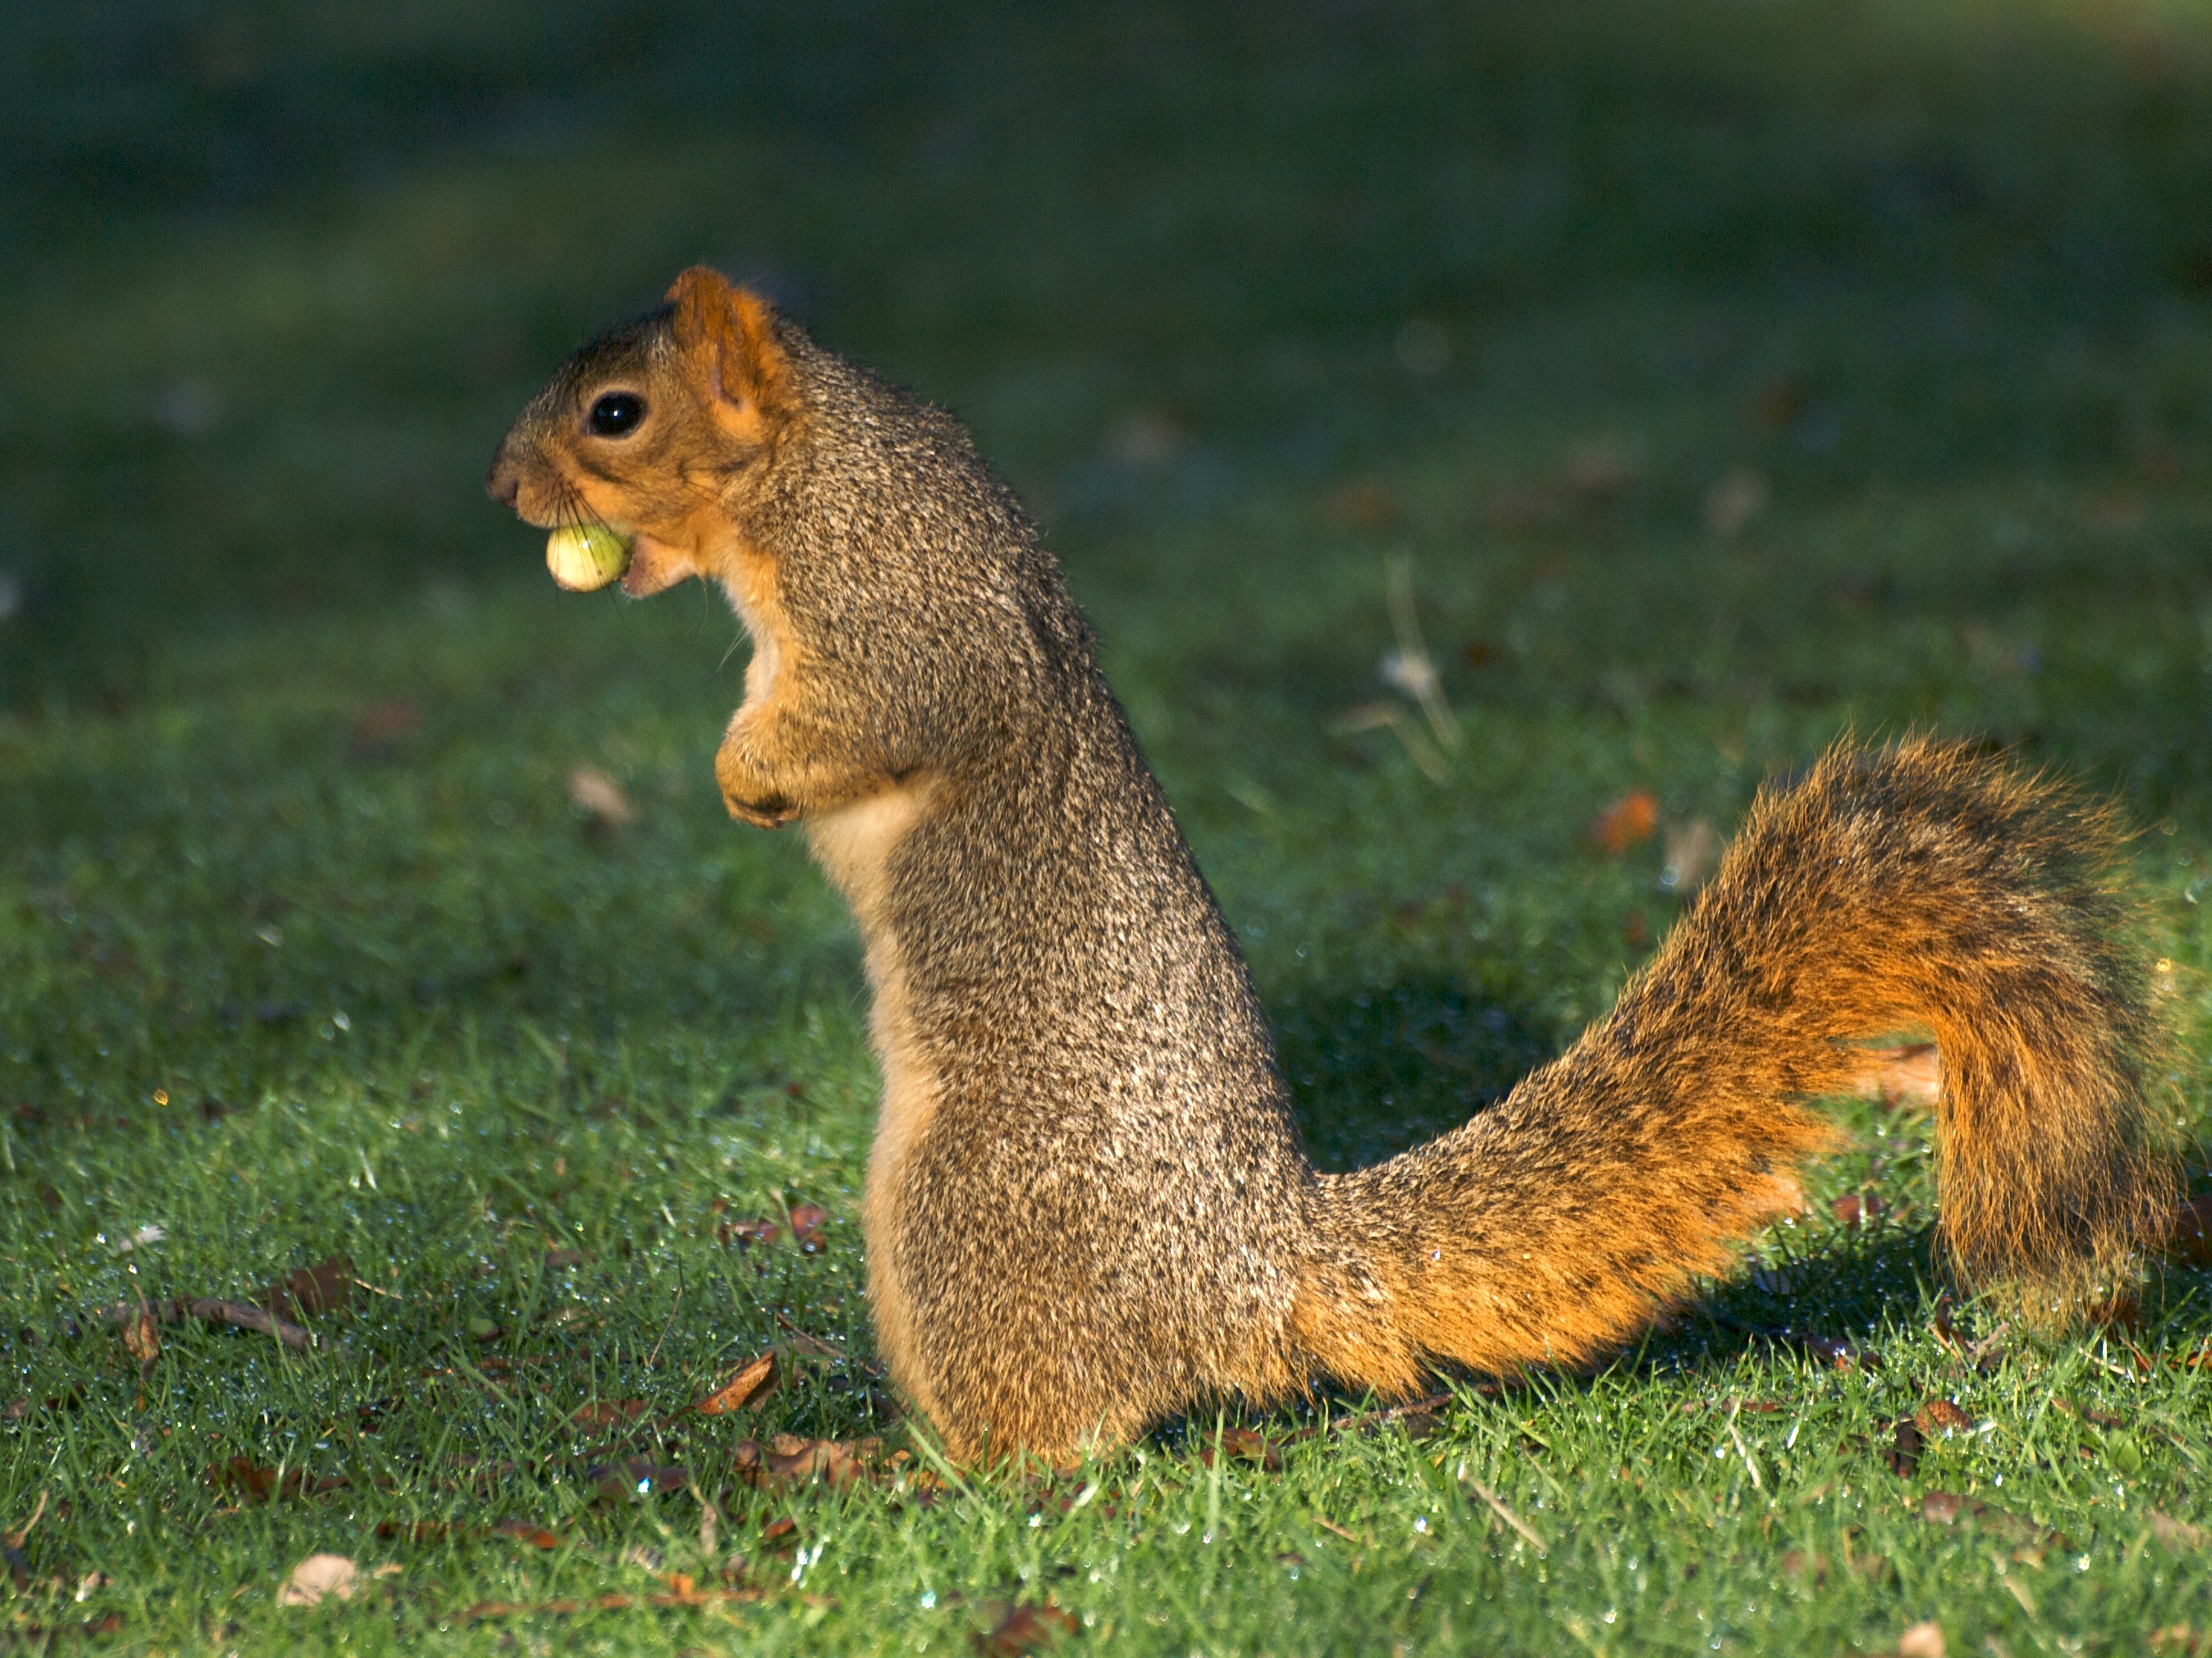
left=489, top=266, right=2178, bottom=1463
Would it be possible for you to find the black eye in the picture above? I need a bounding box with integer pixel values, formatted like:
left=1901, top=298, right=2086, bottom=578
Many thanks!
left=587, top=392, right=645, bottom=437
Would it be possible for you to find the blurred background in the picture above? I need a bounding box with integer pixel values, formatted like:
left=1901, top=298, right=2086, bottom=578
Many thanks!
left=5, top=0, right=2212, bottom=1154
left=6, top=0, right=2209, bottom=719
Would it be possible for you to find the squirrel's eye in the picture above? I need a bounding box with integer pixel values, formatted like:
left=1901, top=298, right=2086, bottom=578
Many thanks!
left=587, top=392, right=645, bottom=437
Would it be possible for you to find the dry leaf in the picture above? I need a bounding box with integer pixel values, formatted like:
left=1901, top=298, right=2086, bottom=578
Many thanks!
left=1853, top=1042, right=1942, bottom=1110
left=732, top=1435, right=880, bottom=1490
left=352, top=701, right=420, bottom=742
left=1830, top=1193, right=1886, bottom=1230
left=2151, top=1511, right=2209, bottom=1551
left=1590, top=792, right=1660, bottom=856
left=1885, top=1418, right=1925, bottom=1477
left=2082, top=492, right=2144, bottom=533
left=347, top=700, right=421, bottom=763
left=696, top=1352, right=778, bottom=1416
left=974, top=1600, right=1079, bottom=1655
left=209, top=1458, right=347, bottom=1502
left=1198, top=1427, right=1285, bottom=1471
left=2087, top=1292, right=2143, bottom=1332
left=1919, top=1491, right=2070, bottom=1549
left=1660, top=818, right=1721, bottom=891
left=2168, top=1195, right=2212, bottom=1269
left=1914, top=1400, right=1970, bottom=1436
left=1317, top=475, right=1401, bottom=532
left=121, top=1305, right=160, bottom=1368
left=1895, top=1621, right=1945, bottom=1658
left=717, top=1218, right=781, bottom=1249
left=1703, top=468, right=1770, bottom=538
left=591, top=1458, right=689, bottom=1500
left=493, top=1520, right=562, bottom=1549
left=463, top=1587, right=769, bottom=1621
left=1559, top=436, right=1637, bottom=501
left=1780, top=1549, right=1826, bottom=1585
left=788, top=1203, right=828, bottom=1249
left=568, top=766, right=636, bottom=826
left=268, top=1255, right=354, bottom=1319
left=1918, top=1490, right=1967, bottom=1524
left=1745, top=376, right=1811, bottom=432
left=571, top=1399, right=651, bottom=1429
left=1102, top=409, right=1187, bottom=468
left=278, top=1554, right=359, bottom=1607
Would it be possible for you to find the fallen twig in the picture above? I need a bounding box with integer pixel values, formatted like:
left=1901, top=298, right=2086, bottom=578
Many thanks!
left=1301, top=1389, right=1454, bottom=1440
left=1381, top=550, right=1461, bottom=754
left=98, top=1296, right=315, bottom=1352
left=187, top=1298, right=315, bottom=1351
left=1725, top=1400, right=1763, bottom=1490
left=464, top=1587, right=773, bottom=1620
left=773, top=1311, right=847, bottom=1360
left=1459, top=1472, right=1548, bottom=1555
left=5, top=1489, right=47, bottom=1549
left=1326, top=701, right=1451, bottom=783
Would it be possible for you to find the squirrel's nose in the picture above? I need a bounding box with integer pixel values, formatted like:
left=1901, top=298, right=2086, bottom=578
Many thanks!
left=485, top=455, right=520, bottom=509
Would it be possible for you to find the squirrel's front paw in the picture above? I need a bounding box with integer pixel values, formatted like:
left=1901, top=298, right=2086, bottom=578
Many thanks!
left=715, top=738, right=799, bottom=829
left=723, top=788, right=799, bottom=829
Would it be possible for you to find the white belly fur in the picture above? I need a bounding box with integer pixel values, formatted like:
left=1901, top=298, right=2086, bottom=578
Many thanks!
left=803, top=779, right=940, bottom=1424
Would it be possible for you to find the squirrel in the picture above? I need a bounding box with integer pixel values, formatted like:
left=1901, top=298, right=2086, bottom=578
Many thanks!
left=489, top=266, right=2178, bottom=1464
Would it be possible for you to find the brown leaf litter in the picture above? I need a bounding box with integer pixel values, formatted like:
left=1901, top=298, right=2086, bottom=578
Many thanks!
left=973, top=1599, right=1079, bottom=1654
left=731, top=1434, right=883, bottom=1490
left=278, top=1554, right=360, bottom=1607
left=695, top=1352, right=779, bottom=1416
left=1589, top=791, right=1659, bottom=855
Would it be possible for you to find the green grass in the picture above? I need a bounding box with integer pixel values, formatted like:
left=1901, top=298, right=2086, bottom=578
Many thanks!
left=5, top=0, right=2212, bottom=1650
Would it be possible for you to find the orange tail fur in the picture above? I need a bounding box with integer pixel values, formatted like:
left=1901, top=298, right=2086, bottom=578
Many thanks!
left=1292, top=738, right=2177, bottom=1393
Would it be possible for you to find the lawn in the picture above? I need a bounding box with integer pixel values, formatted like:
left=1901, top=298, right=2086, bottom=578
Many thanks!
left=5, top=0, right=2212, bottom=1651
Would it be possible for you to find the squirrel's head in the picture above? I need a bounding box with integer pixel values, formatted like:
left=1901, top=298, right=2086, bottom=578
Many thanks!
left=487, top=266, right=798, bottom=597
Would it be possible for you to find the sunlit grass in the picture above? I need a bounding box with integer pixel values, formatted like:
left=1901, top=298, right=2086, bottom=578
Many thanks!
left=5, top=0, right=2212, bottom=1650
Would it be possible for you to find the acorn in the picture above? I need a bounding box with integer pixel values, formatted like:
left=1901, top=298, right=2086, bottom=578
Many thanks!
left=545, top=524, right=632, bottom=592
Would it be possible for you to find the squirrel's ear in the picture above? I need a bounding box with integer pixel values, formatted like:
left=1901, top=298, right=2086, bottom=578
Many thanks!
left=665, top=265, right=789, bottom=423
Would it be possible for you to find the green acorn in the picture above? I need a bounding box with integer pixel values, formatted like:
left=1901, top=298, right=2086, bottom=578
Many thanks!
left=545, top=523, right=632, bottom=592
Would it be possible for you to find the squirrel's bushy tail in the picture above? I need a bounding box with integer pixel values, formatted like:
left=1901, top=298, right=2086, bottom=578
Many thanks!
left=1290, top=738, right=2176, bottom=1394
